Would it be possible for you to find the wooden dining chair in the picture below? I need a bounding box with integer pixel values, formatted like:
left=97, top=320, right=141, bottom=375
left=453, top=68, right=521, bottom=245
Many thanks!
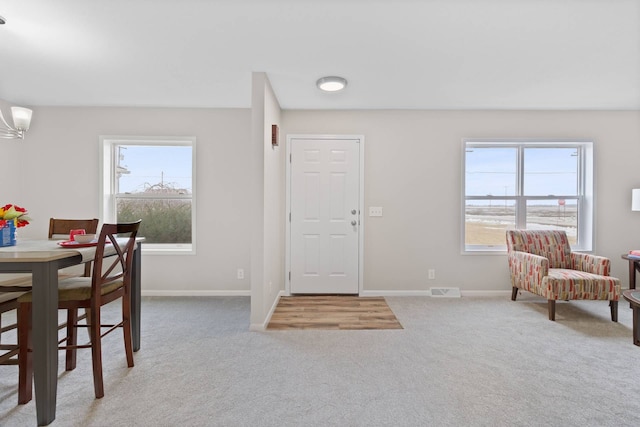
left=0, top=280, right=31, bottom=404
left=48, top=218, right=100, bottom=239
left=49, top=218, right=100, bottom=277
left=0, top=292, right=21, bottom=364
left=48, top=218, right=101, bottom=361
left=18, top=220, right=141, bottom=400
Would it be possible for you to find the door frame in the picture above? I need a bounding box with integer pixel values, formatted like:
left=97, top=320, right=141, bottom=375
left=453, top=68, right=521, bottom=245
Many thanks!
left=285, top=134, right=365, bottom=295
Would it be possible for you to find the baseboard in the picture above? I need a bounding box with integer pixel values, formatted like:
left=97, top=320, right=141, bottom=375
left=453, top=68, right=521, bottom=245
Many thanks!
left=249, top=290, right=285, bottom=331
left=141, top=290, right=251, bottom=297
left=142, top=289, right=512, bottom=298
left=360, top=290, right=512, bottom=297
left=360, top=290, right=432, bottom=297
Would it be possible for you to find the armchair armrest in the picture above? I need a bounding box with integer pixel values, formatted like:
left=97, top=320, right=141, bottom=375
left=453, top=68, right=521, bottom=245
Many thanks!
left=571, top=252, right=610, bottom=276
left=508, top=251, right=549, bottom=291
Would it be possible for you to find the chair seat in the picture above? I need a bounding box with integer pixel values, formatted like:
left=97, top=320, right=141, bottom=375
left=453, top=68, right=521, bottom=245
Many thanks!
left=0, top=272, right=80, bottom=293
left=0, top=292, right=26, bottom=304
left=0, top=274, right=32, bottom=293
left=542, top=268, right=620, bottom=300
left=18, top=277, right=124, bottom=303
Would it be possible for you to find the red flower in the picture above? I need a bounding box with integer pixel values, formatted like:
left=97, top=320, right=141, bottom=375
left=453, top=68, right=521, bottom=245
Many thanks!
left=0, top=204, right=31, bottom=228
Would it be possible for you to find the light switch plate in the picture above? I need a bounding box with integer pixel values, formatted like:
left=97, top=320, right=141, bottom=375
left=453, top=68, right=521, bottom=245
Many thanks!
left=369, top=207, right=383, bottom=217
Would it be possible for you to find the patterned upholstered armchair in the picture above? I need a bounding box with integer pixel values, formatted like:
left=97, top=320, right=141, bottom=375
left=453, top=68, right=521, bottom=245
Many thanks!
left=506, top=229, right=620, bottom=321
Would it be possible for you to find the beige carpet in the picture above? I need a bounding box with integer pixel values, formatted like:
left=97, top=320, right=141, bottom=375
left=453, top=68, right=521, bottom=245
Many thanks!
left=2, top=296, right=640, bottom=426
left=267, top=295, right=403, bottom=330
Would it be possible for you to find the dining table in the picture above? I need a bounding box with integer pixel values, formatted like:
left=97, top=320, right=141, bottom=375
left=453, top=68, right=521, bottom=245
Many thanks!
left=0, top=238, right=143, bottom=426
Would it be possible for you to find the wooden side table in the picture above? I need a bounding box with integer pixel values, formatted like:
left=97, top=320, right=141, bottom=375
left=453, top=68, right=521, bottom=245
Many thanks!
left=621, top=254, right=640, bottom=289
left=623, top=290, right=640, bottom=346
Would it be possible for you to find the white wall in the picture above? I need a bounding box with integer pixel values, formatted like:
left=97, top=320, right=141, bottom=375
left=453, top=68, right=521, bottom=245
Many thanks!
left=283, top=110, right=640, bottom=292
left=262, top=79, right=285, bottom=304
left=5, top=97, right=639, bottom=300
left=249, top=73, right=284, bottom=327
left=2, top=101, right=253, bottom=294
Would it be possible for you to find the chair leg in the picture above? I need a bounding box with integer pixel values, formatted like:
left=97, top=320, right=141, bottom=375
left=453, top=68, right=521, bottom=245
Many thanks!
left=548, top=300, right=556, bottom=321
left=18, top=303, right=32, bottom=405
left=89, top=305, right=104, bottom=399
left=511, top=287, right=518, bottom=301
left=65, top=309, right=78, bottom=371
left=122, top=294, right=134, bottom=368
left=610, top=300, right=618, bottom=322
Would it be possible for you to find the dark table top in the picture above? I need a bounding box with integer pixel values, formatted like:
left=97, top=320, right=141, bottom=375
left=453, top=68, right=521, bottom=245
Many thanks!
left=623, top=289, right=640, bottom=304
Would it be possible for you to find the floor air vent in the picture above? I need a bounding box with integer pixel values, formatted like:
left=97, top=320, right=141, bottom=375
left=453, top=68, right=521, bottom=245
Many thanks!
left=429, top=287, right=461, bottom=298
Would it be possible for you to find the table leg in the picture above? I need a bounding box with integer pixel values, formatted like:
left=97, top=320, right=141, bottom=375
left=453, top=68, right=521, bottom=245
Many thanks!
left=634, top=261, right=640, bottom=290
left=31, top=262, right=60, bottom=426
left=630, top=260, right=637, bottom=290
left=633, top=305, right=640, bottom=346
left=131, top=243, right=142, bottom=352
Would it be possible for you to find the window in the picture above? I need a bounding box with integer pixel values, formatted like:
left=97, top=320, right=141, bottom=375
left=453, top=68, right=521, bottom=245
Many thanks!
left=463, top=139, right=593, bottom=253
left=100, top=136, right=196, bottom=254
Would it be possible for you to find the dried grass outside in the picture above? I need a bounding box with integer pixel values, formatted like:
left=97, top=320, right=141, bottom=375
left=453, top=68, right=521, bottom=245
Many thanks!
left=466, top=221, right=513, bottom=246
left=466, top=205, right=578, bottom=246
left=466, top=222, right=578, bottom=246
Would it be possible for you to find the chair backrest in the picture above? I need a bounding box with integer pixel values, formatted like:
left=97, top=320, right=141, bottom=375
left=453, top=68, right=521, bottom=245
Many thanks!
left=91, top=221, right=141, bottom=298
left=506, top=229, right=572, bottom=269
left=49, top=218, right=99, bottom=240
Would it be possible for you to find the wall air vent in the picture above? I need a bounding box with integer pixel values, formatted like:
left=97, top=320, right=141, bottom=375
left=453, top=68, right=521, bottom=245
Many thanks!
left=429, top=287, right=461, bottom=298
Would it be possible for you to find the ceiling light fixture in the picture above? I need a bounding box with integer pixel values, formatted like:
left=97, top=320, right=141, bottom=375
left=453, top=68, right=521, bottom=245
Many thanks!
left=316, top=76, right=347, bottom=92
left=0, top=107, right=33, bottom=139
left=0, top=16, right=5, bottom=25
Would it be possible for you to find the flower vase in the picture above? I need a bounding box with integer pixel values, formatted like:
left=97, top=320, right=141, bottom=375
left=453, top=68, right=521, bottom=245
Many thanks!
left=0, top=220, right=17, bottom=247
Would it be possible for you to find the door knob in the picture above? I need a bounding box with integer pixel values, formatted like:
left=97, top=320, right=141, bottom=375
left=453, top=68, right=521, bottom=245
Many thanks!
left=351, top=220, right=357, bottom=226
left=351, top=209, right=357, bottom=215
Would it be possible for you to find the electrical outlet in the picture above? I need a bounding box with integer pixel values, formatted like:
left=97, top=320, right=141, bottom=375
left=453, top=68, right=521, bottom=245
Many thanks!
left=237, top=268, right=244, bottom=279
left=428, top=269, right=435, bottom=280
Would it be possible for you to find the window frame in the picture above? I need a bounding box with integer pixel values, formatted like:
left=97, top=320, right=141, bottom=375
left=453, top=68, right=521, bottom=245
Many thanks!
left=461, top=139, right=594, bottom=254
left=99, top=135, right=197, bottom=255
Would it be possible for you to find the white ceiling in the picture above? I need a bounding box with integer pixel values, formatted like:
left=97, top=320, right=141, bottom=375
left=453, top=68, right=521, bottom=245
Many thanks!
left=1, top=0, right=639, bottom=110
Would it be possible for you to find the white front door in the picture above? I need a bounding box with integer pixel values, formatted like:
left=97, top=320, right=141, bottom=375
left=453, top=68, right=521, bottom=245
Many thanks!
left=289, top=137, right=361, bottom=294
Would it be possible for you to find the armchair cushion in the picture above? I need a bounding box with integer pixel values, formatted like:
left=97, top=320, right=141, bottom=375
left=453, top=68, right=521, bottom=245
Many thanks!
left=543, top=269, right=619, bottom=300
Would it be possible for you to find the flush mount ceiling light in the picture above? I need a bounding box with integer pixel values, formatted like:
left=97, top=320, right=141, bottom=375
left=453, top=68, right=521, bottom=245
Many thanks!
left=316, top=76, right=347, bottom=92
left=0, top=16, right=5, bottom=25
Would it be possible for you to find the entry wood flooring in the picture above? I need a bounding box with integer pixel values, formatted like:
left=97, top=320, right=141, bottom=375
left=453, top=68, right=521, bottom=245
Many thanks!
left=267, top=295, right=403, bottom=330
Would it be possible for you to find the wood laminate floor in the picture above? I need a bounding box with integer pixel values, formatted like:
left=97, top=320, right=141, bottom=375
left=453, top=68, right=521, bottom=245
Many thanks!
left=267, top=295, right=403, bottom=330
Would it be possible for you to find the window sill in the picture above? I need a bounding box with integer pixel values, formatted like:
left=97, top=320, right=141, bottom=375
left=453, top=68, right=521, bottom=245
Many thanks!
left=462, top=249, right=507, bottom=256
left=141, top=245, right=194, bottom=255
